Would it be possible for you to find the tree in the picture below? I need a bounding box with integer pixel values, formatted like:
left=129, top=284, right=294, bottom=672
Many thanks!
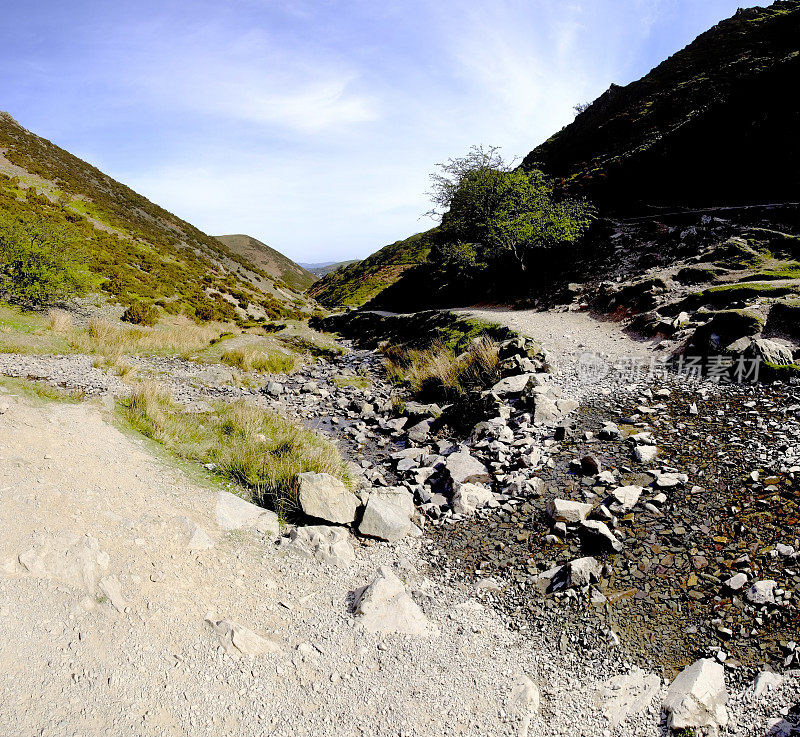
left=426, top=145, right=595, bottom=275
left=0, top=211, right=92, bottom=307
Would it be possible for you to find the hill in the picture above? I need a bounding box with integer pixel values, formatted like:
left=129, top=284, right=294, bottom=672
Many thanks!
left=521, top=0, right=800, bottom=212
left=215, top=234, right=316, bottom=293
left=307, top=231, right=433, bottom=307
left=299, top=260, right=360, bottom=278
left=0, top=112, right=312, bottom=322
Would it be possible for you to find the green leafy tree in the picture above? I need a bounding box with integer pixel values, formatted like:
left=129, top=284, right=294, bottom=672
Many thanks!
left=427, top=145, right=595, bottom=275
left=0, top=211, right=92, bottom=307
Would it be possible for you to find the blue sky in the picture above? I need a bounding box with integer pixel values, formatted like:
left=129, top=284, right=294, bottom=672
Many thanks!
left=1, top=0, right=762, bottom=262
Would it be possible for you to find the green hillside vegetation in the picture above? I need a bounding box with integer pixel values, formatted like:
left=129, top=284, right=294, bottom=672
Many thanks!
left=522, top=0, right=800, bottom=211
left=215, top=234, right=316, bottom=292
left=0, top=112, right=311, bottom=323
left=308, top=230, right=433, bottom=307
left=303, top=260, right=361, bottom=278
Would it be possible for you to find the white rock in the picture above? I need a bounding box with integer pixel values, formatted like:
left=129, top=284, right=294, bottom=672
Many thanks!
left=216, top=491, right=279, bottom=535
left=546, top=498, right=593, bottom=523
left=297, top=472, right=358, bottom=524
left=205, top=616, right=280, bottom=656
left=359, top=495, right=412, bottom=542
left=490, top=374, right=535, bottom=397
left=752, top=670, right=784, bottom=699
left=353, top=566, right=433, bottom=636
left=98, top=575, right=129, bottom=612
left=724, top=572, right=748, bottom=591
left=580, top=520, right=624, bottom=552
left=186, top=523, right=215, bottom=550
left=452, top=482, right=494, bottom=515
left=634, top=445, right=658, bottom=463
left=663, top=658, right=728, bottom=731
left=595, top=669, right=661, bottom=728
left=508, top=673, right=540, bottom=737
left=610, top=485, right=642, bottom=512
left=568, top=556, right=602, bottom=588
left=745, top=579, right=776, bottom=605
left=281, top=525, right=355, bottom=568
left=445, top=452, right=491, bottom=485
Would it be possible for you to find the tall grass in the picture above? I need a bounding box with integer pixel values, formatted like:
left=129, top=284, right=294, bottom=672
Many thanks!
left=71, top=316, right=227, bottom=361
left=122, top=382, right=349, bottom=517
left=47, top=309, right=73, bottom=333
left=382, top=336, right=500, bottom=400
left=221, top=346, right=296, bottom=374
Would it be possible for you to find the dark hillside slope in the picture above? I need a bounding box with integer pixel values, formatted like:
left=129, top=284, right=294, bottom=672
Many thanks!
left=215, top=234, right=316, bottom=292
left=0, top=112, right=310, bottom=320
left=522, top=1, right=800, bottom=212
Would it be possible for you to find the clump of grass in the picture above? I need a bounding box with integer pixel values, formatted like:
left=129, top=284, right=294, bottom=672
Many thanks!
left=332, top=374, right=370, bottom=390
left=70, top=316, right=228, bottom=360
left=122, top=382, right=348, bottom=516
left=47, top=309, right=73, bottom=333
left=277, top=334, right=345, bottom=359
left=382, top=336, right=500, bottom=400
left=221, top=346, right=296, bottom=374
left=0, top=376, right=84, bottom=403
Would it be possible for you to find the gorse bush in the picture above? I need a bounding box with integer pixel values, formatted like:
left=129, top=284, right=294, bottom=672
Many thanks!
left=0, top=210, right=93, bottom=307
left=122, top=301, right=158, bottom=327
left=123, top=382, right=349, bottom=517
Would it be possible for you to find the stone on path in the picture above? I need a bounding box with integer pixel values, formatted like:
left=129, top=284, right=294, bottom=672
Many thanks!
left=452, top=482, right=494, bottom=516
left=297, top=472, right=358, bottom=524
left=546, top=498, right=593, bottom=524
left=359, top=495, right=412, bottom=542
left=445, top=452, right=491, bottom=486
left=508, top=673, right=540, bottom=737
left=610, top=485, right=642, bottom=512
left=633, top=445, right=658, bottom=463
left=281, top=525, right=355, bottom=568
left=579, top=520, right=624, bottom=553
left=216, top=490, right=280, bottom=535
left=352, top=566, right=433, bottom=636
left=567, top=556, right=602, bottom=588
left=206, top=616, right=281, bottom=656
left=745, top=579, right=776, bottom=605
left=595, top=669, right=661, bottom=728
left=663, top=658, right=728, bottom=732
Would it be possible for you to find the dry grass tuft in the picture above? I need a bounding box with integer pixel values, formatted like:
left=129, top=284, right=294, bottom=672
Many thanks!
left=382, top=336, right=500, bottom=400
left=122, top=382, right=348, bottom=517
left=221, top=346, right=296, bottom=374
left=47, top=309, right=73, bottom=333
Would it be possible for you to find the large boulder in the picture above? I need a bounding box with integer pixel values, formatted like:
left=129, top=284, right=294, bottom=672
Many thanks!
left=216, top=491, right=280, bottom=535
left=296, top=472, right=359, bottom=524
left=689, top=309, right=765, bottom=353
left=747, top=338, right=794, bottom=366
left=452, top=482, right=494, bottom=515
left=352, top=566, right=433, bottom=636
left=445, top=451, right=491, bottom=485
left=663, top=658, right=728, bottom=732
left=359, top=494, right=412, bottom=542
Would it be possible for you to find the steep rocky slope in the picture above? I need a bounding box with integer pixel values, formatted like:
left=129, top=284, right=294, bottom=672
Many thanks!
left=522, top=1, right=800, bottom=212
left=215, top=234, right=316, bottom=293
left=0, top=112, right=311, bottom=321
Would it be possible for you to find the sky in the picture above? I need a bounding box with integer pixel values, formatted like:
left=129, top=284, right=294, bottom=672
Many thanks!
left=0, top=0, right=764, bottom=263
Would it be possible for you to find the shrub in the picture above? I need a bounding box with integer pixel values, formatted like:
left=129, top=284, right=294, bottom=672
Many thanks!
left=0, top=211, right=92, bottom=307
left=122, top=301, right=158, bottom=327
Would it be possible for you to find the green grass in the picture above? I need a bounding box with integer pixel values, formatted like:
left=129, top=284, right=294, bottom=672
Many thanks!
left=120, top=382, right=350, bottom=517
left=331, top=375, right=370, bottom=390
left=0, top=376, right=84, bottom=403
left=221, top=346, right=296, bottom=374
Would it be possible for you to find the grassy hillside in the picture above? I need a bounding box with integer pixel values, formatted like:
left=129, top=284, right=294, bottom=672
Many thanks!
left=215, top=234, right=316, bottom=293
left=0, top=112, right=311, bottom=322
left=522, top=1, right=800, bottom=212
left=307, top=230, right=434, bottom=307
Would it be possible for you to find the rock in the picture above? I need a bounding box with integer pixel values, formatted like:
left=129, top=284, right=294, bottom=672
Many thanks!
left=98, top=575, right=129, bottom=612
left=18, top=531, right=110, bottom=594
left=724, top=572, right=748, bottom=591
left=599, top=422, right=621, bottom=440
left=216, top=491, right=280, bottom=535
left=579, top=520, right=624, bottom=553
left=580, top=455, right=601, bottom=475
left=508, top=673, right=540, bottom=737
left=205, top=617, right=280, bottom=656
left=452, top=482, right=494, bottom=515
left=530, top=394, right=561, bottom=426
left=595, top=669, right=661, bottom=729
left=265, top=381, right=283, bottom=396
left=752, top=670, right=784, bottom=699
left=663, top=658, right=728, bottom=732
left=610, top=485, right=642, bottom=512
left=633, top=445, right=658, bottom=464
left=186, top=522, right=215, bottom=550
left=281, top=525, right=355, bottom=568
left=359, top=495, right=412, bottom=542
left=445, top=452, right=491, bottom=485
left=568, top=556, right=602, bottom=587
left=747, top=338, right=794, bottom=367
left=0, top=401, right=9, bottom=414
left=297, top=472, right=358, bottom=524
left=546, top=498, right=593, bottom=523
left=406, top=419, right=433, bottom=443
left=491, top=374, right=534, bottom=397
left=352, top=566, right=432, bottom=636
left=745, top=579, right=776, bottom=605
